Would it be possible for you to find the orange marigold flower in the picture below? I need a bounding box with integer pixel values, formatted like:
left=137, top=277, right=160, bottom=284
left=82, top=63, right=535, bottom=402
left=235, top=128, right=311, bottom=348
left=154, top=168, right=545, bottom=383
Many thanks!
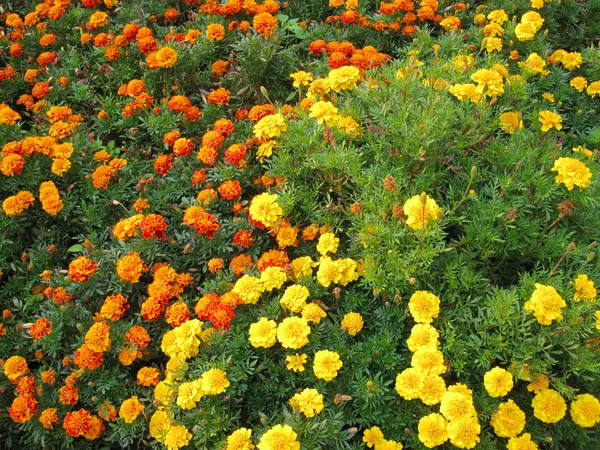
left=155, top=47, right=178, bottom=68
left=98, top=400, right=117, bottom=422
left=154, top=154, right=174, bottom=175
left=92, top=164, right=116, bottom=189
left=257, top=249, right=289, bottom=271
left=119, top=396, right=144, bottom=423
left=214, top=118, right=235, bottom=136
left=29, top=317, right=52, bottom=341
left=16, top=375, right=36, bottom=396
left=140, top=214, right=168, bottom=240
left=4, top=356, right=29, bottom=383
left=218, top=180, right=242, bottom=200
left=118, top=347, right=141, bottom=366
left=183, top=206, right=220, bottom=237
left=84, top=322, right=111, bottom=353
left=133, top=198, right=150, bottom=213
left=137, top=367, right=160, bottom=386
left=192, top=169, right=208, bottom=185
left=87, top=11, right=109, bottom=30
left=98, top=293, right=129, bottom=321
left=233, top=230, right=254, bottom=249
left=165, top=301, right=191, bottom=327
left=59, top=384, right=79, bottom=406
left=2, top=191, right=35, bottom=217
left=230, top=254, right=255, bottom=276
left=212, top=59, right=230, bottom=78
left=37, top=51, right=56, bottom=66
left=206, top=23, right=226, bottom=40
left=253, top=12, right=278, bottom=38
left=168, top=95, right=191, bottom=112
left=163, top=130, right=181, bottom=146
left=69, top=256, right=98, bottom=282
left=63, top=408, right=92, bottom=437
left=113, top=214, right=144, bottom=240
left=40, top=368, right=56, bottom=385
left=0, top=154, right=25, bottom=176
left=224, top=144, right=247, bottom=167
left=39, top=180, right=63, bottom=215
left=116, top=252, right=145, bottom=283
left=207, top=88, right=231, bottom=105
left=124, top=325, right=151, bottom=348
left=39, top=408, right=60, bottom=429
left=208, top=258, right=224, bottom=273
left=9, top=395, right=38, bottom=423
left=173, top=137, right=194, bottom=157
left=74, top=344, right=104, bottom=370
left=85, top=415, right=105, bottom=440
left=248, top=104, right=276, bottom=123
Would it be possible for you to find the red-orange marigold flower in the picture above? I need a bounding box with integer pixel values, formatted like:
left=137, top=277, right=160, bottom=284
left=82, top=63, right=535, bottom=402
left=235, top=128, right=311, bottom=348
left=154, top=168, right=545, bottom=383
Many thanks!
left=69, top=256, right=98, bottom=282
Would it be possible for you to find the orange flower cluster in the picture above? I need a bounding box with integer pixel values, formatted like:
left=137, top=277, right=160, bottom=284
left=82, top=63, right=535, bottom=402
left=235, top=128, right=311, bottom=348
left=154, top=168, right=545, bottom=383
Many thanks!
left=29, top=317, right=52, bottom=341
left=91, top=157, right=127, bottom=189
left=207, top=87, right=231, bottom=105
left=97, top=293, right=130, bottom=321
left=63, top=408, right=104, bottom=439
left=141, top=264, right=193, bottom=321
left=257, top=249, right=290, bottom=272
left=39, top=180, right=63, bottom=215
left=194, top=291, right=242, bottom=330
left=309, top=40, right=391, bottom=69
left=165, top=301, right=191, bottom=327
left=2, top=190, right=35, bottom=217
left=183, top=205, right=221, bottom=237
left=167, top=94, right=203, bottom=122
left=196, top=117, right=236, bottom=166
left=113, top=213, right=168, bottom=240
left=218, top=179, right=242, bottom=200
left=43, top=286, right=73, bottom=305
left=69, top=256, right=98, bottom=283
left=253, top=12, right=278, bottom=38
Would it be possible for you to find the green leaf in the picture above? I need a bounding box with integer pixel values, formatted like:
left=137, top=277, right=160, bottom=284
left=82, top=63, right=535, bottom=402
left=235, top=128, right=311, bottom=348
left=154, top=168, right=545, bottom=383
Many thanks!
left=67, top=244, right=84, bottom=253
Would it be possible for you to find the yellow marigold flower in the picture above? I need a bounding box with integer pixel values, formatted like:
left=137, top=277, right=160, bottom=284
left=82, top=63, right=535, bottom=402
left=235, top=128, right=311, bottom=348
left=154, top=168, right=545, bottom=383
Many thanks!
left=3, top=356, right=29, bottom=383
left=418, top=413, right=448, bottom=448
left=490, top=399, right=526, bottom=438
left=395, top=367, right=425, bottom=400
left=260, top=266, right=287, bottom=291
left=419, top=375, right=447, bottom=405
left=201, top=368, right=230, bottom=395
left=570, top=393, right=600, bottom=428
left=176, top=380, right=203, bottom=410
left=256, top=140, right=276, bottom=163
left=309, top=101, right=338, bottom=126
left=286, top=353, right=307, bottom=372
left=596, top=310, right=600, bottom=330
left=327, top=65, right=361, bottom=92
left=363, top=426, right=384, bottom=448
left=471, top=69, right=504, bottom=97
left=440, top=391, right=476, bottom=421
left=560, top=52, right=583, bottom=71
left=290, top=71, right=313, bottom=88
left=257, top=425, right=300, bottom=450
left=519, top=53, right=548, bottom=76
left=313, top=349, right=342, bottom=381
left=407, top=324, right=440, bottom=351
left=551, top=157, right=592, bottom=191
left=538, top=110, right=562, bottom=132
left=485, top=37, right=502, bottom=53
left=507, top=433, right=538, bottom=450
left=586, top=80, right=600, bottom=98
left=488, top=9, right=508, bottom=24
left=449, top=84, right=481, bottom=103
left=316, top=256, right=343, bottom=287
left=499, top=112, right=523, bottom=134
left=290, top=387, right=323, bottom=418
left=248, top=318, right=278, bottom=348
left=164, top=424, right=192, bottom=450
left=227, top=428, right=255, bottom=450
left=119, top=395, right=144, bottom=423
left=155, top=47, right=178, bottom=68
left=301, top=303, right=327, bottom=324
left=542, top=92, right=554, bottom=102
left=531, top=389, right=566, bottom=423
left=149, top=410, right=171, bottom=441
left=571, top=274, right=596, bottom=302
left=253, top=113, right=287, bottom=140
left=483, top=367, right=513, bottom=398
left=277, top=317, right=310, bottom=349
left=307, top=78, right=331, bottom=100
left=291, top=256, right=315, bottom=279
left=84, top=322, right=111, bottom=353
left=453, top=55, right=474, bottom=71
left=448, top=383, right=474, bottom=400
left=249, top=192, right=282, bottom=228
left=374, top=439, right=403, bottom=450
left=280, top=285, right=310, bottom=312
left=232, top=275, right=263, bottom=304
left=408, top=291, right=440, bottom=324
left=316, top=232, right=339, bottom=256
left=341, top=312, right=364, bottom=336
left=527, top=373, right=549, bottom=393
left=524, top=283, right=566, bottom=325
left=411, top=347, right=446, bottom=376
left=154, top=380, right=176, bottom=409
left=572, top=146, right=593, bottom=158
left=447, top=417, right=481, bottom=449
left=403, top=192, right=442, bottom=230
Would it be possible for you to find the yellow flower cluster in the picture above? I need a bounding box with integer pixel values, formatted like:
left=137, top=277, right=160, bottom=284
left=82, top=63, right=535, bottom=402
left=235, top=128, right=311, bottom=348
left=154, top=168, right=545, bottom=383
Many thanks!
left=362, top=425, right=404, bottom=449
left=289, top=388, right=324, bottom=418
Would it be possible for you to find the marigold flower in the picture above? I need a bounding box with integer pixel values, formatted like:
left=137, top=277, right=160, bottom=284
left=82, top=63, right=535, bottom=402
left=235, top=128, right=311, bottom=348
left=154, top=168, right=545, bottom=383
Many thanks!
left=201, top=368, right=230, bottom=394
left=119, top=396, right=144, bottom=423
left=249, top=193, right=282, bottom=227
left=484, top=367, right=514, bottom=398
left=341, top=312, right=364, bottom=336
left=551, top=157, right=592, bottom=191
left=39, top=408, right=60, bottom=429
left=286, top=353, right=307, bottom=372
left=3, top=356, right=29, bottom=383
left=206, top=23, right=226, bottom=40
left=532, top=389, right=566, bottom=423
left=538, top=110, right=562, bottom=132
left=10, top=395, right=38, bottom=423
left=227, top=428, right=254, bottom=450
left=253, top=113, right=287, bottom=140
left=69, top=256, right=98, bottom=282
left=29, top=317, right=52, bottom=341
left=418, top=413, right=448, bottom=448
left=313, top=349, right=342, bottom=381
left=408, top=291, right=440, bottom=324
left=524, top=283, right=566, bottom=325
left=257, top=424, right=299, bottom=450
left=571, top=274, right=596, bottom=301
left=253, top=12, right=278, bottom=38
left=84, top=322, right=111, bottom=353
left=207, top=87, right=231, bottom=105
left=116, top=252, right=145, bottom=283
left=395, top=367, right=425, bottom=400
left=403, top=193, right=442, bottom=230
left=249, top=317, right=278, bottom=348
